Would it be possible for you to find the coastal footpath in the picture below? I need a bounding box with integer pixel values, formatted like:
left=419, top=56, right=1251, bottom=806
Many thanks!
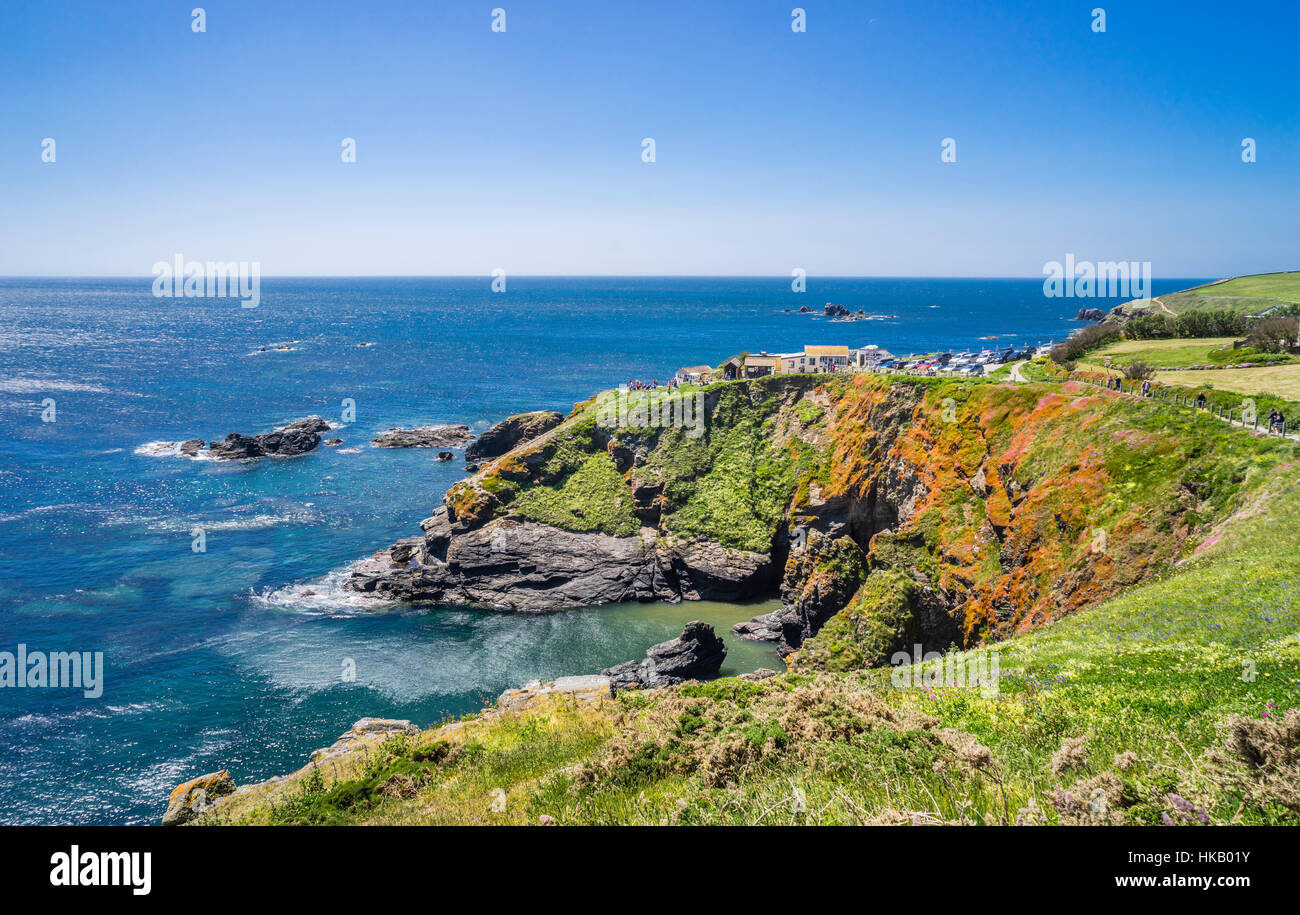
left=183, top=367, right=1300, bottom=826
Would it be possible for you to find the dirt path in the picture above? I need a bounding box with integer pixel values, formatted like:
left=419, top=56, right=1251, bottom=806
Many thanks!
left=1008, top=361, right=1029, bottom=383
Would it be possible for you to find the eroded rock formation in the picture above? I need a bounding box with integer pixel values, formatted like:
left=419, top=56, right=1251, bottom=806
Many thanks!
left=602, top=621, right=727, bottom=690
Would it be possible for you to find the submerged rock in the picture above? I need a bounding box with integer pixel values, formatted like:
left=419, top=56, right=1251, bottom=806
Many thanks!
left=371, top=425, right=475, bottom=449
left=465, top=410, right=564, bottom=461
left=163, top=769, right=235, bottom=826
left=602, top=621, right=727, bottom=690
left=207, top=416, right=330, bottom=460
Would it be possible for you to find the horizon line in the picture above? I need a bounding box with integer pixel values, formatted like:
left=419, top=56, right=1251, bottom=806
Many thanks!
left=0, top=273, right=1221, bottom=281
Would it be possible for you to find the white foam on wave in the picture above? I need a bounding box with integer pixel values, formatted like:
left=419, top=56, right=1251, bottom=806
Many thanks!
left=133, top=440, right=216, bottom=461
left=250, top=562, right=397, bottom=617
left=147, top=506, right=324, bottom=533
left=0, top=378, right=111, bottom=394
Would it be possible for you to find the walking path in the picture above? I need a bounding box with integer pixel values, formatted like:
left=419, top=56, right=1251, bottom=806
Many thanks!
left=1008, top=361, right=1029, bottom=383
left=1068, top=373, right=1300, bottom=442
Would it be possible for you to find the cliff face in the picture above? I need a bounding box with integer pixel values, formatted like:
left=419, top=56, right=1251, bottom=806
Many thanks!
left=346, top=373, right=1276, bottom=665
left=346, top=376, right=832, bottom=610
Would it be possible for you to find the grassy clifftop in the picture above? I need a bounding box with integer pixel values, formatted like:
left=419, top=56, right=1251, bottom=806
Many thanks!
left=1158, top=271, right=1300, bottom=317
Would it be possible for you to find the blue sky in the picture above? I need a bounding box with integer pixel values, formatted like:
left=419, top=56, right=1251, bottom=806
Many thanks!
left=2, top=0, right=1297, bottom=276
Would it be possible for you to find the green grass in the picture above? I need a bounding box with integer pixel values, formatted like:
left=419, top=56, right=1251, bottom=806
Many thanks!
left=1190, top=272, right=1300, bottom=301
left=1159, top=271, right=1300, bottom=317
left=514, top=451, right=640, bottom=536
left=1087, top=336, right=1296, bottom=370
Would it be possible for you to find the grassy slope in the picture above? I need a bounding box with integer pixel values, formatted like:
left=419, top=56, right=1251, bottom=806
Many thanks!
left=455, top=375, right=840, bottom=552
left=1087, top=337, right=1246, bottom=368
left=1154, top=365, right=1300, bottom=401
left=208, top=474, right=1300, bottom=826
left=207, top=376, right=1300, bottom=826
left=1159, top=271, right=1300, bottom=317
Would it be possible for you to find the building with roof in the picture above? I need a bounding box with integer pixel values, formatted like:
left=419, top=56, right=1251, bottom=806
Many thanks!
left=674, top=365, right=716, bottom=385
left=782, top=345, right=851, bottom=373
left=851, top=344, right=894, bottom=369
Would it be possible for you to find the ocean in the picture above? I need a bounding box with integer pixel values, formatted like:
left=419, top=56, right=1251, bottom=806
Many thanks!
left=0, top=276, right=1205, bottom=824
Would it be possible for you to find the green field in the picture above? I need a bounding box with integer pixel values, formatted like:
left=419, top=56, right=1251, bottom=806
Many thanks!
left=1159, top=271, right=1300, bottom=317
left=1156, top=364, right=1300, bottom=402
left=1087, top=337, right=1241, bottom=369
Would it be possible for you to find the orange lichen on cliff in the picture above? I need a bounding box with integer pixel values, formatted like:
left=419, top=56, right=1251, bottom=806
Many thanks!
left=823, top=380, right=1202, bottom=646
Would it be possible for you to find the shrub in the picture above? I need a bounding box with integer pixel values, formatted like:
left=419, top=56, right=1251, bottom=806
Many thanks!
left=1126, top=313, right=1175, bottom=339
left=1050, top=324, right=1120, bottom=362
left=1242, top=316, right=1300, bottom=354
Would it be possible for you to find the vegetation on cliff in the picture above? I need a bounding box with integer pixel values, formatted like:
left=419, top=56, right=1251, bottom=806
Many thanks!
left=790, top=372, right=1298, bottom=669
left=448, top=375, right=838, bottom=552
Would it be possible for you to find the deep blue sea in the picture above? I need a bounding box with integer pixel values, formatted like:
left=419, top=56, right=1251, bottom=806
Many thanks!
left=0, top=276, right=1205, bottom=824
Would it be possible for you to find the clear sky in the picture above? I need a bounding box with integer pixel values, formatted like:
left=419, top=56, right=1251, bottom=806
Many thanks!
left=2, top=0, right=1297, bottom=277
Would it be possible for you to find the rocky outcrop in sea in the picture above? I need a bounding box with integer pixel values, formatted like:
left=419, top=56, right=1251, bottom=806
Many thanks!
left=601, top=621, right=727, bottom=690
left=208, top=416, right=331, bottom=460
left=371, top=425, right=475, bottom=449
left=345, top=514, right=774, bottom=611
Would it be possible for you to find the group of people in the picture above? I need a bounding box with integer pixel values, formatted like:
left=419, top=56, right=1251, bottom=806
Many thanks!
left=1094, top=373, right=1289, bottom=437
left=1102, top=375, right=1154, bottom=398
left=625, top=378, right=670, bottom=391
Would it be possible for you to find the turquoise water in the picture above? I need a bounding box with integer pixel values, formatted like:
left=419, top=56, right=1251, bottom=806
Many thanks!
left=0, top=276, right=1203, bottom=824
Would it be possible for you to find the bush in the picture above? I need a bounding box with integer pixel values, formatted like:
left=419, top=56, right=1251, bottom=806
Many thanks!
left=1171, top=309, right=1250, bottom=338
left=1241, top=316, right=1300, bottom=354
left=1050, top=324, right=1120, bottom=363
left=1122, top=361, right=1156, bottom=381
left=1126, top=313, right=1175, bottom=340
